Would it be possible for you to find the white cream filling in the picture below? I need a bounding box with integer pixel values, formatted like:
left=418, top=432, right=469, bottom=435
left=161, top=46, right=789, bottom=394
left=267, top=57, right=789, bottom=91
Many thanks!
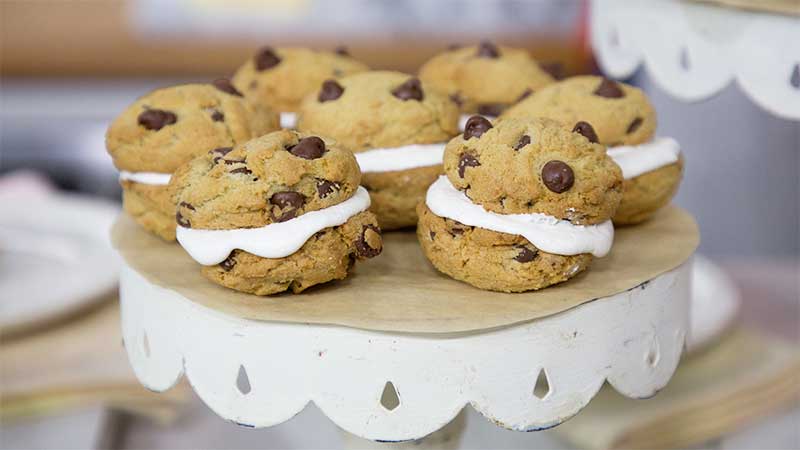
left=608, top=137, right=681, bottom=179
left=118, top=171, right=171, bottom=186
left=177, top=186, right=371, bottom=265
left=354, top=143, right=445, bottom=173
left=280, top=112, right=297, bottom=129
left=426, top=176, right=614, bottom=257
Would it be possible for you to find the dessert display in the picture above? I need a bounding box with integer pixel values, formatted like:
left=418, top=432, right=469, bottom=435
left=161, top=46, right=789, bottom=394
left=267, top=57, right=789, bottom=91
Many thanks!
left=232, top=46, right=369, bottom=129
left=106, top=82, right=279, bottom=241
left=417, top=116, right=623, bottom=292
left=297, top=70, right=459, bottom=230
left=419, top=41, right=557, bottom=127
left=502, top=75, right=683, bottom=225
left=169, top=130, right=382, bottom=295
left=105, top=34, right=703, bottom=443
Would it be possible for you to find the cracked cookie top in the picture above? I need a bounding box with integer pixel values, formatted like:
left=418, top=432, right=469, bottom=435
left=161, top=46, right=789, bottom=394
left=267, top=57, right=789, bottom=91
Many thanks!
left=106, top=82, right=279, bottom=173
left=232, top=47, right=369, bottom=113
left=296, top=70, right=460, bottom=151
left=442, top=116, right=623, bottom=225
left=418, top=41, right=556, bottom=115
left=502, top=75, right=657, bottom=146
left=169, top=129, right=361, bottom=230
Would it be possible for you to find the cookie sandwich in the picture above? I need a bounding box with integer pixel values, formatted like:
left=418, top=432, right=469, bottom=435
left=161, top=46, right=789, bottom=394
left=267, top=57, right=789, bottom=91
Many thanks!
left=418, top=41, right=556, bottom=129
left=106, top=81, right=279, bottom=240
left=232, top=46, right=369, bottom=129
left=502, top=75, right=683, bottom=225
left=417, top=117, right=623, bottom=292
left=170, top=130, right=382, bottom=295
left=297, top=70, right=459, bottom=230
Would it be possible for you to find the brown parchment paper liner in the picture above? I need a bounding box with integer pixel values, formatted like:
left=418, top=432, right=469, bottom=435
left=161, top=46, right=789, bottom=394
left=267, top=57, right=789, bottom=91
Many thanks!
left=111, top=206, right=699, bottom=334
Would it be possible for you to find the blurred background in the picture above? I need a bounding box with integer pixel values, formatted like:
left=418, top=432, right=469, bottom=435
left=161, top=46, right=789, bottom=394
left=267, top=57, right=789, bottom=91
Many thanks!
left=1, top=1, right=798, bottom=449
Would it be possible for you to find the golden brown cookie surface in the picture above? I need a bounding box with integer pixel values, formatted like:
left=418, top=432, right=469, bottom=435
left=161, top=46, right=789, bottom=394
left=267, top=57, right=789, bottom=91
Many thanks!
left=170, top=130, right=361, bottom=230
left=362, top=164, right=442, bottom=230
left=502, top=75, right=656, bottom=146
left=443, top=116, right=622, bottom=225
left=297, top=70, right=459, bottom=151
left=120, top=182, right=175, bottom=241
left=232, top=47, right=369, bottom=113
left=416, top=203, right=592, bottom=292
left=106, top=83, right=279, bottom=173
left=419, top=41, right=555, bottom=114
left=297, top=70, right=459, bottom=229
left=614, top=157, right=684, bottom=225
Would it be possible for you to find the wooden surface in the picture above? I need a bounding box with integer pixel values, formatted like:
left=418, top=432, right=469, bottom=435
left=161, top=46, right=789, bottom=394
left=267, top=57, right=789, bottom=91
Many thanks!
left=0, top=1, right=588, bottom=77
left=112, top=206, right=699, bottom=333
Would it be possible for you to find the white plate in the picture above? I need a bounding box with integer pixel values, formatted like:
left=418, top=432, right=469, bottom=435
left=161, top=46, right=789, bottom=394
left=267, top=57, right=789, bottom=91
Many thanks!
left=687, top=254, right=741, bottom=353
left=0, top=193, right=120, bottom=335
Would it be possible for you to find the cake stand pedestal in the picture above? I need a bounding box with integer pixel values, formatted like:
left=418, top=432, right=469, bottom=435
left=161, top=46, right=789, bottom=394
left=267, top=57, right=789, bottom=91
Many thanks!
left=113, top=207, right=699, bottom=446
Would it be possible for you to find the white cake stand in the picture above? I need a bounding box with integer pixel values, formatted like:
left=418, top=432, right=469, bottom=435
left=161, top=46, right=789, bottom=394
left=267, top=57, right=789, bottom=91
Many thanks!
left=590, top=0, right=800, bottom=120
left=118, top=254, right=692, bottom=447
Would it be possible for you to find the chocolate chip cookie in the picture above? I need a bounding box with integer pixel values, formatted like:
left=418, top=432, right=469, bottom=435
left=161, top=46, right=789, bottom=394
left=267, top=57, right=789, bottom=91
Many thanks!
left=418, top=41, right=556, bottom=116
left=297, top=70, right=460, bottom=230
left=232, top=46, right=369, bottom=114
left=502, top=75, right=683, bottom=225
left=106, top=82, right=279, bottom=240
left=443, top=116, right=623, bottom=225
left=170, top=130, right=382, bottom=295
left=417, top=117, right=621, bottom=292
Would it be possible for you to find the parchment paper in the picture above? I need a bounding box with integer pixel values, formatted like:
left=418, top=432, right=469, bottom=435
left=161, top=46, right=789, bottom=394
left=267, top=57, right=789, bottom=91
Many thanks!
left=111, top=206, right=699, bottom=333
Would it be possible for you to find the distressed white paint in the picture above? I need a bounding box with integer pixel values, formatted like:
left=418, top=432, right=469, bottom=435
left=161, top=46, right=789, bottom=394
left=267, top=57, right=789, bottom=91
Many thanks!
left=119, top=259, right=691, bottom=442
left=591, top=0, right=800, bottom=120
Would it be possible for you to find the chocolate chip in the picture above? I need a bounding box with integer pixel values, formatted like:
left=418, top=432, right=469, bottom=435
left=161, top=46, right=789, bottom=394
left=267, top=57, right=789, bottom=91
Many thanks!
left=288, top=136, right=326, bottom=159
left=516, top=88, right=533, bottom=103
left=477, top=103, right=506, bottom=116
left=626, top=117, right=643, bottom=134
left=230, top=167, right=252, bottom=175
left=594, top=78, right=625, bottom=98
left=209, top=146, right=233, bottom=163
left=477, top=40, right=500, bottom=58
left=449, top=92, right=463, bottom=107
left=540, top=62, right=565, bottom=80
left=448, top=224, right=471, bottom=236
left=429, top=231, right=436, bottom=240
left=463, top=115, right=492, bottom=140
left=391, top=77, right=424, bottom=101
left=179, top=201, right=195, bottom=211
left=220, top=254, right=236, bottom=271
left=270, top=191, right=305, bottom=222
left=334, top=46, right=350, bottom=56
left=212, top=78, right=242, bottom=97
left=255, top=47, right=281, bottom=71
left=573, top=121, right=598, bottom=143
left=514, top=245, right=538, bottom=263
left=457, top=153, right=480, bottom=178
left=223, top=158, right=246, bottom=165
left=355, top=224, right=382, bottom=258
left=138, top=109, right=176, bottom=131
left=211, top=110, right=224, bottom=122
left=318, top=79, right=344, bottom=102
left=514, top=134, right=531, bottom=150
left=176, top=211, right=191, bottom=228
left=316, top=179, right=339, bottom=198
left=542, top=160, right=575, bottom=193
